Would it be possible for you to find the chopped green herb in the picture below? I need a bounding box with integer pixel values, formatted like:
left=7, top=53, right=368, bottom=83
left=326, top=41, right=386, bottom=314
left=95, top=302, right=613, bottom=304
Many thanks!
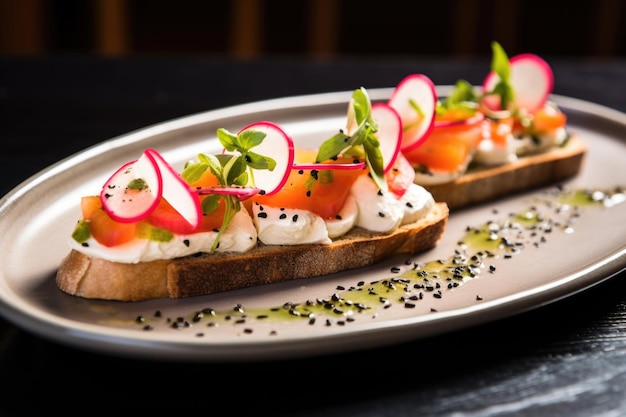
left=127, top=178, right=148, bottom=191
left=71, top=220, right=91, bottom=243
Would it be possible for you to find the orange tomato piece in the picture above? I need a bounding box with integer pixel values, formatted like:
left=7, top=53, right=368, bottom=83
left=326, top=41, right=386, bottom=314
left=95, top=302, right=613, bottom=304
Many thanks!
left=80, top=195, right=103, bottom=219
left=147, top=197, right=225, bottom=234
left=404, top=113, right=484, bottom=172
left=186, top=168, right=221, bottom=189
left=532, top=105, right=567, bottom=133
left=252, top=148, right=366, bottom=219
left=487, top=116, right=514, bottom=147
left=88, top=207, right=138, bottom=247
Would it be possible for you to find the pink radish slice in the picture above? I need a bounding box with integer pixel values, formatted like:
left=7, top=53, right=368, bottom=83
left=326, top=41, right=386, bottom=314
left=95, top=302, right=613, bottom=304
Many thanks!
left=144, top=149, right=201, bottom=228
left=293, top=161, right=366, bottom=171
left=237, top=121, right=295, bottom=196
left=387, top=73, right=437, bottom=152
left=197, top=186, right=261, bottom=200
left=100, top=153, right=162, bottom=223
left=371, top=103, right=402, bottom=173
left=482, top=53, right=554, bottom=113
left=100, top=149, right=202, bottom=228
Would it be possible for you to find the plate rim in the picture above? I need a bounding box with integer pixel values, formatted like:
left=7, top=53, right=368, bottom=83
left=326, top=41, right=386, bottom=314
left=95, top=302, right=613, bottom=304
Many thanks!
left=1, top=87, right=625, bottom=362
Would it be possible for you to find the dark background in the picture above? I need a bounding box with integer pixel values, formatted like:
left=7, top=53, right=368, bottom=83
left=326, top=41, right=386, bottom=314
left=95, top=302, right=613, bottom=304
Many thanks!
left=2, top=2, right=626, bottom=416
left=1, top=0, right=624, bottom=60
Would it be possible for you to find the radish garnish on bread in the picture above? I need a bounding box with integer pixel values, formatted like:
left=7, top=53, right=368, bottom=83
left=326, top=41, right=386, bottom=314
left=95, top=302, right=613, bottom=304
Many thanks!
left=57, top=88, right=448, bottom=301
left=388, top=41, right=586, bottom=209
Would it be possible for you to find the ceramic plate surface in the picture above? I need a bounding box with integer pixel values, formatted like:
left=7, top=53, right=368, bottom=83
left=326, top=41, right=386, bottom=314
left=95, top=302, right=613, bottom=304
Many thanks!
left=1, top=88, right=625, bottom=362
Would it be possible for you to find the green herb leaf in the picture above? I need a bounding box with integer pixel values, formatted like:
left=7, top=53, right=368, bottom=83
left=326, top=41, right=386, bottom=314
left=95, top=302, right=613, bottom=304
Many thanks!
left=237, top=129, right=267, bottom=150
left=489, top=41, right=515, bottom=110
left=316, top=131, right=350, bottom=162
left=187, top=126, right=278, bottom=252
left=71, top=220, right=91, bottom=243
left=437, top=79, right=479, bottom=116
left=181, top=161, right=210, bottom=184
left=244, top=150, right=276, bottom=171
left=216, top=128, right=239, bottom=151
left=201, top=194, right=221, bottom=215
left=315, top=87, right=388, bottom=192
left=138, top=223, right=174, bottom=242
left=127, top=178, right=148, bottom=191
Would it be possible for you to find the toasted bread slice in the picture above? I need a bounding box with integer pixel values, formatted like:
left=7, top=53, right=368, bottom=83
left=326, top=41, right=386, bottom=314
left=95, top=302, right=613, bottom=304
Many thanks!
left=423, top=135, right=587, bottom=210
left=56, top=202, right=449, bottom=301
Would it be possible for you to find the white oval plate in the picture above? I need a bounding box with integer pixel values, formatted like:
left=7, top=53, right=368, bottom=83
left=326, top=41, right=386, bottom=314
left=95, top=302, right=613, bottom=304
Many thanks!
left=1, top=88, right=625, bottom=362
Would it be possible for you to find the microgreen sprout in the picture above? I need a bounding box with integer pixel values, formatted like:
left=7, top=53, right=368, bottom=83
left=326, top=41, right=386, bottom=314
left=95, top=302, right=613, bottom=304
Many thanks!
left=486, top=41, right=515, bottom=111
left=316, top=87, right=387, bottom=192
left=182, top=128, right=276, bottom=252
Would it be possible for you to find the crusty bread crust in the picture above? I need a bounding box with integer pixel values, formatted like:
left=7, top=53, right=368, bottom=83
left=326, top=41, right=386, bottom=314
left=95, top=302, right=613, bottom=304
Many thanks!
left=56, top=202, right=449, bottom=301
left=55, top=136, right=586, bottom=302
left=423, top=135, right=586, bottom=210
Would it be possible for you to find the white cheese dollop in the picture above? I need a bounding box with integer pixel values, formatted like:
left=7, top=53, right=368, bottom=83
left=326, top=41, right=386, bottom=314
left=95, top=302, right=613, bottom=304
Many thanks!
left=71, top=209, right=257, bottom=263
left=73, top=174, right=437, bottom=262
left=514, top=127, right=568, bottom=156
left=252, top=202, right=332, bottom=245
left=350, top=175, right=404, bottom=233
left=324, top=194, right=358, bottom=238
left=399, top=183, right=435, bottom=225
left=474, top=137, right=518, bottom=166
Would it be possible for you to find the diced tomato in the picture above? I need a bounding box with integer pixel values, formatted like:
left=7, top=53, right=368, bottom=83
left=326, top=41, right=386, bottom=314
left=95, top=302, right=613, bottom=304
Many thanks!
left=147, top=197, right=226, bottom=234
left=80, top=195, right=103, bottom=219
left=486, top=116, right=514, bottom=147
left=385, top=152, right=415, bottom=197
left=532, top=104, right=567, bottom=133
left=404, top=113, right=484, bottom=172
left=88, top=207, right=138, bottom=247
left=252, top=148, right=366, bottom=219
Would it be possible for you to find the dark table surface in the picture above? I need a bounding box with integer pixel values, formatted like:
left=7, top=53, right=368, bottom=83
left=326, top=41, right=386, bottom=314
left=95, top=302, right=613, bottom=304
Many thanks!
left=1, top=54, right=626, bottom=416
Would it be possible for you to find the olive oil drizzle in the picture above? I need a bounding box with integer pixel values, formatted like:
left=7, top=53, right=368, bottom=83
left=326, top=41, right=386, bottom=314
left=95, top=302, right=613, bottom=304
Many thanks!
left=132, top=186, right=625, bottom=334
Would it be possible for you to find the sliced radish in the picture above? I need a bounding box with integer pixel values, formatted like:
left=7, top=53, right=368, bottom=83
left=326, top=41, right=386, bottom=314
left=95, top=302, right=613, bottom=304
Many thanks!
left=144, top=149, right=202, bottom=229
left=371, top=103, right=402, bottom=173
left=197, top=185, right=261, bottom=200
left=387, top=73, right=437, bottom=152
left=100, top=149, right=201, bottom=229
left=100, top=153, right=161, bottom=223
left=386, top=152, right=415, bottom=197
left=236, top=121, right=294, bottom=196
left=293, top=161, right=366, bottom=171
left=482, top=53, right=554, bottom=113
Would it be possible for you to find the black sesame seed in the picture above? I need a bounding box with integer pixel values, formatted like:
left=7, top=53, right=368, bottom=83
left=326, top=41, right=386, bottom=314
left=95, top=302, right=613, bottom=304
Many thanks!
left=257, top=212, right=268, bottom=218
